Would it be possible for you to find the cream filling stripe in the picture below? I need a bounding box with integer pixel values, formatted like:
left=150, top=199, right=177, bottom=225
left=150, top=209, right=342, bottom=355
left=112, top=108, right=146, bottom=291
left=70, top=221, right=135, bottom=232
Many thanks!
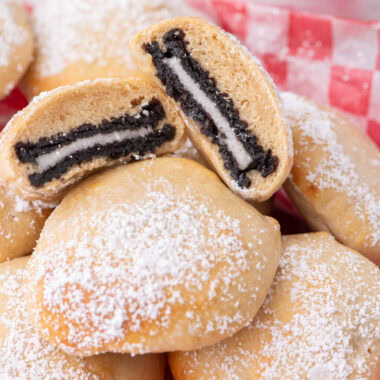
left=35, top=127, right=153, bottom=172
left=164, top=56, right=252, bottom=171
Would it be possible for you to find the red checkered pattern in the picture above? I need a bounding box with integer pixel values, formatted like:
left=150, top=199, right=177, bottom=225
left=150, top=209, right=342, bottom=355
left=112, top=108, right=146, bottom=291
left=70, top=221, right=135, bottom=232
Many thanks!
left=185, top=0, right=380, bottom=149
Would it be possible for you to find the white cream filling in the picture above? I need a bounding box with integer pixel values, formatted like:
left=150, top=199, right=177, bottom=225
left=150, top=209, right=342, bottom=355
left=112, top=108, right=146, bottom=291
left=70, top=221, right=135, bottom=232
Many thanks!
left=164, top=56, right=252, bottom=171
left=35, top=127, right=153, bottom=172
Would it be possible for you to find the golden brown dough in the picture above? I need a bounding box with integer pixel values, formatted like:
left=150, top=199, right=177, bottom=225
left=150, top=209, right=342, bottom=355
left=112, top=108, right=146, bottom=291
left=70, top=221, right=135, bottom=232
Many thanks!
left=0, top=77, right=185, bottom=201
left=130, top=17, right=293, bottom=202
left=0, top=0, right=34, bottom=100
left=21, top=0, right=206, bottom=99
left=0, top=257, right=167, bottom=379
left=281, top=92, right=380, bottom=265
left=170, top=233, right=380, bottom=379
left=25, top=158, right=281, bottom=356
left=0, top=183, right=53, bottom=262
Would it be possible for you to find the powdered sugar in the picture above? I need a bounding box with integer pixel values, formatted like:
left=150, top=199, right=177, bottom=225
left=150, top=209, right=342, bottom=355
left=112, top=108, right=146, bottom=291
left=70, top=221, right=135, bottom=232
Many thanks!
left=30, top=177, right=257, bottom=354
left=30, top=0, right=203, bottom=77
left=2, top=186, right=56, bottom=215
left=0, top=185, right=55, bottom=244
left=0, top=260, right=97, bottom=379
left=0, top=0, right=28, bottom=67
left=177, top=234, right=380, bottom=379
left=281, top=92, right=380, bottom=248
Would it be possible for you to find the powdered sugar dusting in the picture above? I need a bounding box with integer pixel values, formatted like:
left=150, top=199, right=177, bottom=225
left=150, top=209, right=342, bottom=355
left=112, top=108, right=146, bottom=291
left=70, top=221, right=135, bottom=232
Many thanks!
left=30, top=178, right=256, bottom=354
left=178, top=234, right=380, bottom=379
left=30, top=0, right=203, bottom=77
left=253, top=236, right=380, bottom=379
left=0, top=260, right=97, bottom=379
left=0, top=0, right=28, bottom=67
left=281, top=92, right=380, bottom=248
left=0, top=185, right=55, bottom=245
left=1, top=186, right=56, bottom=215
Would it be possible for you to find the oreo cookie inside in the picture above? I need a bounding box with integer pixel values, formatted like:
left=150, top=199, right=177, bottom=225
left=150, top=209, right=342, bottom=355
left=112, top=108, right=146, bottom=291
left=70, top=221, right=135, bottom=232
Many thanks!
left=15, top=99, right=175, bottom=188
left=143, top=28, right=279, bottom=188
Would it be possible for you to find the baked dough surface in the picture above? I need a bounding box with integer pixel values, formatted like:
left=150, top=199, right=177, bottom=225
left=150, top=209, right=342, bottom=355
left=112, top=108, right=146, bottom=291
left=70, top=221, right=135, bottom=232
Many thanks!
left=0, top=257, right=167, bottom=379
left=282, top=92, right=380, bottom=265
left=25, top=157, right=281, bottom=356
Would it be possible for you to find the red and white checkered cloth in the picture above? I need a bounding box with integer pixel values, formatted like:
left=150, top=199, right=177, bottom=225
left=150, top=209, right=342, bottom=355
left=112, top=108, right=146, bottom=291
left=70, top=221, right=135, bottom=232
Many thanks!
left=0, top=0, right=378, bottom=232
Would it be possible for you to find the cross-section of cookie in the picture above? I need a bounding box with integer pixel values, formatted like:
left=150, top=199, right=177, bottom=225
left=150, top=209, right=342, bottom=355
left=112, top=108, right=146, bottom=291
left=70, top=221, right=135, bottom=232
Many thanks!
left=25, top=158, right=281, bottom=356
left=169, top=233, right=380, bottom=380
left=130, top=17, right=293, bottom=202
left=0, top=0, right=34, bottom=100
left=281, top=92, right=380, bottom=265
left=0, top=256, right=167, bottom=379
left=0, top=77, right=185, bottom=201
left=0, top=183, right=54, bottom=263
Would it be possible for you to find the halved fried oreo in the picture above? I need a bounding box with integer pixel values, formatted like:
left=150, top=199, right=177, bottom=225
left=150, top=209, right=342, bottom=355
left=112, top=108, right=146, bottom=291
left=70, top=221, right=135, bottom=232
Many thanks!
left=130, top=17, right=293, bottom=201
left=0, top=76, right=185, bottom=200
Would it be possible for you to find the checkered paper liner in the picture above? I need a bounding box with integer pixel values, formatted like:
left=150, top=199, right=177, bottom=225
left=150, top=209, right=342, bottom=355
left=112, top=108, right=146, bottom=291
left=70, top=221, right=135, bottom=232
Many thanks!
left=0, top=0, right=378, bottom=231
